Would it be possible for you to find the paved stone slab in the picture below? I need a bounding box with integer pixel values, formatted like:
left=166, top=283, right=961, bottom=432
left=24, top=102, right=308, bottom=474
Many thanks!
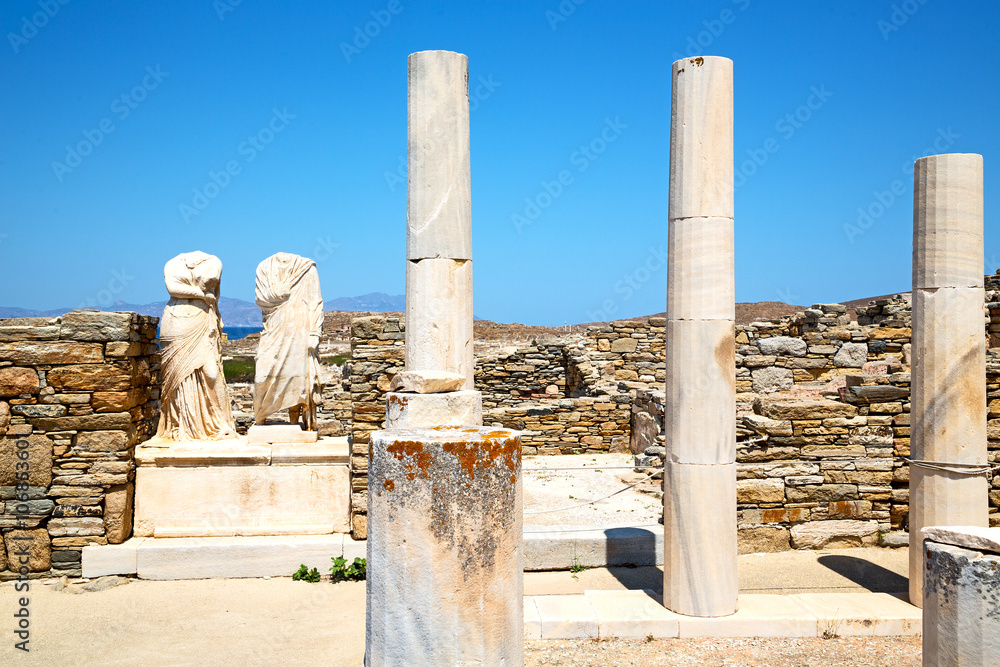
left=584, top=589, right=680, bottom=639
left=533, top=594, right=599, bottom=639
left=789, top=592, right=920, bottom=636
left=523, top=524, right=663, bottom=570
left=524, top=598, right=541, bottom=641
left=136, top=534, right=346, bottom=580
left=82, top=538, right=145, bottom=577
left=674, top=594, right=817, bottom=638
left=247, top=423, right=318, bottom=444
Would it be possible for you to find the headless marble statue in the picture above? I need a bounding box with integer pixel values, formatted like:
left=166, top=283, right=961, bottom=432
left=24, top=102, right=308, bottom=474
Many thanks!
left=156, top=251, right=237, bottom=442
left=253, top=252, right=323, bottom=429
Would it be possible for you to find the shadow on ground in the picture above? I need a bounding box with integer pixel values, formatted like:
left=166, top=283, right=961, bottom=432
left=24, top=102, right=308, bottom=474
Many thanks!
left=816, top=554, right=908, bottom=593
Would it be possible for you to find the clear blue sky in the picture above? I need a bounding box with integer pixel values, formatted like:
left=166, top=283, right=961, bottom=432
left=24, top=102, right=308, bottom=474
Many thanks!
left=1, top=0, right=998, bottom=325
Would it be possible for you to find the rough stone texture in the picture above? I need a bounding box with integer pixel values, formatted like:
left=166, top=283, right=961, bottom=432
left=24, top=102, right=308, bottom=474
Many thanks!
left=790, top=520, right=879, bottom=549
left=738, top=526, right=790, bottom=554
left=910, top=154, right=988, bottom=606
left=406, top=50, right=472, bottom=262
left=751, top=366, right=794, bottom=394
left=366, top=426, right=522, bottom=666
left=384, top=391, right=483, bottom=429
left=0, top=367, right=40, bottom=397
left=389, top=370, right=465, bottom=394
left=3, top=528, right=51, bottom=571
left=833, top=342, right=869, bottom=368
left=923, top=538, right=1000, bottom=666
left=922, top=525, right=1000, bottom=554
left=0, top=311, right=158, bottom=577
left=104, top=483, right=134, bottom=544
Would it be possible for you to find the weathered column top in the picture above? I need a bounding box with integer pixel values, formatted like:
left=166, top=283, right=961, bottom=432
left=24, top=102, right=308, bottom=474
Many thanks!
left=922, top=526, right=1000, bottom=554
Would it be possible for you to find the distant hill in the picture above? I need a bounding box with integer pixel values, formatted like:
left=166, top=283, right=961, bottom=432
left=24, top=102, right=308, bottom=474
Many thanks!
left=325, top=292, right=405, bottom=312
left=0, top=292, right=406, bottom=327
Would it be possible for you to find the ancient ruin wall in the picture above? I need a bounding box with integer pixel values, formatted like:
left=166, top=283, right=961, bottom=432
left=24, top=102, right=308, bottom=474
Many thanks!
left=0, top=311, right=159, bottom=578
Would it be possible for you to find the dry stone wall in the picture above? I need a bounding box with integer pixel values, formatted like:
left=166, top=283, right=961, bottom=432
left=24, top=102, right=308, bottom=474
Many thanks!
left=0, top=311, right=158, bottom=578
left=347, top=282, right=1000, bottom=545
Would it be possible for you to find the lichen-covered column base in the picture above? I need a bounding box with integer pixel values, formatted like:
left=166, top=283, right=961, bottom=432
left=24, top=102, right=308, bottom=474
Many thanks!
left=366, top=426, right=523, bottom=666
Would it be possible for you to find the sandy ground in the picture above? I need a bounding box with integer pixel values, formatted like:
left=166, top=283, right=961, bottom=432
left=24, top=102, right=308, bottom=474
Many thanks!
left=0, top=549, right=912, bottom=666
left=0, top=454, right=917, bottom=665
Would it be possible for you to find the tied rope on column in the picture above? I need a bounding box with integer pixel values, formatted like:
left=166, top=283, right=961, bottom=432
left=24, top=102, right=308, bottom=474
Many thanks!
left=904, top=458, right=1000, bottom=477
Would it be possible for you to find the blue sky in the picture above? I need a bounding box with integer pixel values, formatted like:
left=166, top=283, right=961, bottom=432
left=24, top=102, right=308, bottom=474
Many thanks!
left=1, top=0, right=998, bottom=326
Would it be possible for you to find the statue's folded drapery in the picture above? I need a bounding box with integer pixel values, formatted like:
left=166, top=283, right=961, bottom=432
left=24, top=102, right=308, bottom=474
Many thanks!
left=254, top=253, right=323, bottom=425
left=156, top=251, right=236, bottom=442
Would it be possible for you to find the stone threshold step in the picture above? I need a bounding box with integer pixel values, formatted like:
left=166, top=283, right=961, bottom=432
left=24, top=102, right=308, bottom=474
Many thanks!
left=84, top=525, right=665, bottom=579
left=83, top=535, right=367, bottom=580
left=525, top=591, right=921, bottom=640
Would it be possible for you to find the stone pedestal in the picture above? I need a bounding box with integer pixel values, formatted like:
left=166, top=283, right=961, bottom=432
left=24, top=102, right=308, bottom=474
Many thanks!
left=384, top=390, right=483, bottom=428
left=247, top=423, right=319, bottom=444
left=133, top=437, right=350, bottom=537
left=663, top=55, right=738, bottom=617
left=366, top=426, right=522, bottom=666
left=909, top=153, right=988, bottom=605
left=922, top=526, right=1000, bottom=666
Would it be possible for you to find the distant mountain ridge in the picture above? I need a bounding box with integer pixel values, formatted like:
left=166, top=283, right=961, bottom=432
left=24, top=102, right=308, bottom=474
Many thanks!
left=0, top=292, right=405, bottom=327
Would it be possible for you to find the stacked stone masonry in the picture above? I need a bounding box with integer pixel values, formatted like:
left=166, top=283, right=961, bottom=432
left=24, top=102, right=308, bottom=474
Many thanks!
left=348, top=283, right=1000, bottom=543
left=0, top=311, right=159, bottom=578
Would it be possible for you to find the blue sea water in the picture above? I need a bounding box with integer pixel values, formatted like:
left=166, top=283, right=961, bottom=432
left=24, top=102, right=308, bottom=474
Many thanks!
left=223, top=326, right=263, bottom=340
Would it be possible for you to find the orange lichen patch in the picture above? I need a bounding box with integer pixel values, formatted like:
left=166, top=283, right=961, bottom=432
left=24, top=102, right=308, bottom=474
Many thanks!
left=387, top=394, right=408, bottom=408
left=383, top=479, right=395, bottom=492
left=441, top=430, right=521, bottom=480
left=386, top=439, right=433, bottom=480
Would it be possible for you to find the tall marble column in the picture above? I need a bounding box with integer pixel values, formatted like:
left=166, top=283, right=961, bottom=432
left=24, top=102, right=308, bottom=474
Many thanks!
left=385, top=49, right=482, bottom=427
left=908, top=153, right=988, bottom=605
left=662, top=55, right=738, bottom=617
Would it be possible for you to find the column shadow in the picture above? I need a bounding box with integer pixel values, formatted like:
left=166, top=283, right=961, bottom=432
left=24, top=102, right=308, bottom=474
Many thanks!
left=816, top=554, right=909, bottom=593
left=604, top=527, right=663, bottom=598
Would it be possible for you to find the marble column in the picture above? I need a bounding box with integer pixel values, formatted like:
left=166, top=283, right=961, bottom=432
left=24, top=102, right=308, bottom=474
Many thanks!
left=386, top=50, right=482, bottom=426
left=663, top=55, right=738, bottom=617
left=908, top=153, right=988, bottom=605
left=365, top=426, right=522, bottom=665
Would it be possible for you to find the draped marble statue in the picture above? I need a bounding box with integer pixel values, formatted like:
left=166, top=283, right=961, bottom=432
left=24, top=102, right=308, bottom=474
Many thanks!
left=254, top=252, right=323, bottom=429
left=156, top=251, right=237, bottom=442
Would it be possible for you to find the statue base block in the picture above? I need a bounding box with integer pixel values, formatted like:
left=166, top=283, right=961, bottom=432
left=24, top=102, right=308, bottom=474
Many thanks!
left=134, top=436, right=350, bottom=538
left=247, top=423, right=319, bottom=444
